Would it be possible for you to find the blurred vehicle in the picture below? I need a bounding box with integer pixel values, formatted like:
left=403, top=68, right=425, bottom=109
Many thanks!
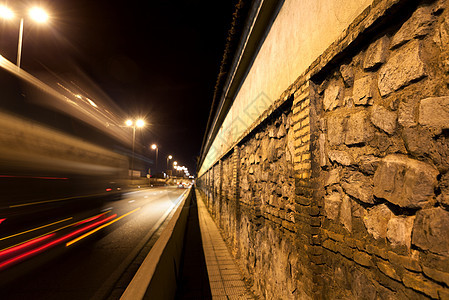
left=0, top=57, right=129, bottom=238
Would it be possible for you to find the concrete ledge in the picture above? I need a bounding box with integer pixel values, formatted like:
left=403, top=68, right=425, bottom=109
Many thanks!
left=120, top=188, right=192, bottom=300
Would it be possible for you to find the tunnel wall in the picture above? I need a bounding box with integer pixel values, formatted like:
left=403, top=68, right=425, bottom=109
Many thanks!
left=198, top=0, right=449, bottom=298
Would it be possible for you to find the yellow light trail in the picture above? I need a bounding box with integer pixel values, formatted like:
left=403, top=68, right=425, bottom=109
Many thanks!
left=66, top=207, right=141, bottom=247
left=0, top=217, right=73, bottom=241
left=0, top=211, right=110, bottom=252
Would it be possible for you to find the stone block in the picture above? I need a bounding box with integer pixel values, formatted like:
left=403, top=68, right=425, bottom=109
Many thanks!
left=402, top=127, right=434, bottom=157
left=439, top=173, right=449, bottom=207
left=377, top=261, right=401, bottom=281
left=324, top=192, right=341, bottom=220
left=324, top=168, right=340, bottom=187
left=358, top=155, right=381, bottom=175
left=419, top=96, right=449, bottom=135
left=363, top=204, right=393, bottom=240
left=323, top=83, right=342, bottom=111
left=378, top=40, right=427, bottom=96
left=390, top=6, right=434, bottom=49
left=327, top=115, right=345, bottom=146
left=354, top=250, right=373, bottom=267
left=422, top=265, right=449, bottom=287
left=340, top=63, right=354, bottom=87
left=412, top=207, right=449, bottom=256
left=335, top=242, right=353, bottom=260
left=386, top=251, right=420, bottom=272
left=328, top=150, right=354, bottom=166
left=366, top=244, right=388, bottom=259
left=386, top=215, right=415, bottom=248
left=402, top=271, right=440, bottom=299
left=364, top=35, right=390, bottom=70
left=353, top=75, right=375, bottom=106
left=345, top=110, right=374, bottom=145
left=398, top=98, right=419, bottom=128
left=327, top=231, right=344, bottom=242
left=370, top=105, right=397, bottom=135
left=373, top=154, right=439, bottom=208
left=434, top=17, right=449, bottom=51
left=340, top=194, right=352, bottom=232
left=341, top=171, right=374, bottom=204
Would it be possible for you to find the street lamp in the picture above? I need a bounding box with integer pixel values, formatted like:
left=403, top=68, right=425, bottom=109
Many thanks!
left=151, top=144, right=158, bottom=173
left=0, top=5, right=49, bottom=68
left=126, top=119, right=145, bottom=181
left=166, top=155, right=172, bottom=174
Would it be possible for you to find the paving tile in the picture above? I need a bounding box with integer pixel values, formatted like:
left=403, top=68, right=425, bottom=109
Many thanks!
left=195, top=190, right=255, bottom=300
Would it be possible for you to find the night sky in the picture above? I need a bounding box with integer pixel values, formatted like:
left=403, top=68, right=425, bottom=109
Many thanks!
left=0, top=0, right=236, bottom=174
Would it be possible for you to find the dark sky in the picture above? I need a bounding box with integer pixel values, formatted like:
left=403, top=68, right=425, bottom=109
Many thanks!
left=0, top=0, right=236, bottom=174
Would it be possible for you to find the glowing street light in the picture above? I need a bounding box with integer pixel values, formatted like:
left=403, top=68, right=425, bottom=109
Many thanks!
left=0, top=6, right=13, bottom=20
left=151, top=144, right=158, bottom=173
left=166, top=155, right=172, bottom=173
left=0, top=5, right=50, bottom=68
left=126, top=119, right=145, bottom=180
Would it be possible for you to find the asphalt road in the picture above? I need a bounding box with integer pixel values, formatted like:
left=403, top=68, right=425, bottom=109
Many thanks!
left=0, top=186, right=187, bottom=300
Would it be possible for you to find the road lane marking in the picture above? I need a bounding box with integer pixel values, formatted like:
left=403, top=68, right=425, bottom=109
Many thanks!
left=128, top=200, right=135, bottom=203
left=0, top=217, right=73, bottom=241
left=65, top=207, right=141, bottom=247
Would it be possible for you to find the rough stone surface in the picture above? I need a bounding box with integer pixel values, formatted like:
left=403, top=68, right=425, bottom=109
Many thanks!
left=353, top=75, right=375, bottom=106
left=439, top=173, right=449, bottom=207
left=198, top=2, right=449, bottom=299
left=345, top=110, right=374, bottom=145
left=364, top=204, right=394, bottom=240
left=390, top=6, right=434, bottom=49
left=402, top=272, right=440, bottom=299
left=418, top=96, right=449, bottom=135
left=323, top=83, right=342, bottom=111
left=358, top=155, right=381, bottom=175
left=378, top=41, right=427, bottom=96
left=412, top=207, right=449, bottom=256
left=325, top=192, right=342, bottom=220
left=402, top=127, right=434, bottom=157
left=373, top=154, right=439, bottom=208
left=370, top=105, right=397, bottom=135
left=398, top=98, right=419, bottom=128
left=386, top=215, right=415, bottom=248
left=434, top=17, right=449, bottom=50
left=341, top=171, right=374, bottom=204
left=324, top=168, right=340, bottom=187
left=327, top=115, right=345, bottom=146
left=340, top=194, right=352, bottom=232
left=340, top=64, right=354, bottom=87
left=364, top=35, right=390, bottom=70
left=328, top=150, right=354, bottom=166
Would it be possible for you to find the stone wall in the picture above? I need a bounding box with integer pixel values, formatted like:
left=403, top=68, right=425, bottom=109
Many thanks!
left=198, top=0, right=449, bottom=298
left=316, top=0, right=449, bottom=298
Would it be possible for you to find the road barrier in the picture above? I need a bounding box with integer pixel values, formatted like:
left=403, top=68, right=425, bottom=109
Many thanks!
left=120, top=188, right=192, bottom=300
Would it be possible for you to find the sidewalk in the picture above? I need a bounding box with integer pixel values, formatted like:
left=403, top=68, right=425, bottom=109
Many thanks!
left=176, top=190, right=254, bottom=299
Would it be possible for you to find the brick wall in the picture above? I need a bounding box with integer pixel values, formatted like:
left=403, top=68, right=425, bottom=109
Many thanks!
left=198, top=0, right=449, bottom=298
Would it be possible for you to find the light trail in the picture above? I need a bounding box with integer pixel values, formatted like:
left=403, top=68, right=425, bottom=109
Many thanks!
left=0, top=212, right=109, bottom=253
left=0, top=214, right=117, bottom=270
left=66, top=207, right=141, bottom=247
left=0, top=217, right=73, bottom=241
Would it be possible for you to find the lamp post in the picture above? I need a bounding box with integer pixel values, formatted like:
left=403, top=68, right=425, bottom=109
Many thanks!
left=173, top=161, right=178, bottom=178
left=151, top=144, right=158, bottom=173
left=126, top=119, right=145, bottom=181
left=0, top=5, right=49, bottom=68
left=166, top=155, right=172, bottom=175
